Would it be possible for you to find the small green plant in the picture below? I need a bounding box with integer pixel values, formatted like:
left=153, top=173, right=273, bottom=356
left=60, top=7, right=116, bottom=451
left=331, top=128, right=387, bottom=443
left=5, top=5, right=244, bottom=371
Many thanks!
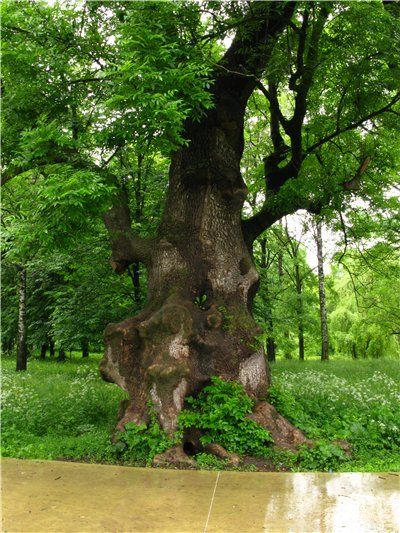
left=268, top=381, right=313, bottom=433
left=114, top=409, right=177, bottom=466
left=194, top=453, right=228, bottom=470
left=179, top=376, right=273, bottom=457
left=194, top=294, right=207, bottom=309
left=296, top=442, right=347, bottom=471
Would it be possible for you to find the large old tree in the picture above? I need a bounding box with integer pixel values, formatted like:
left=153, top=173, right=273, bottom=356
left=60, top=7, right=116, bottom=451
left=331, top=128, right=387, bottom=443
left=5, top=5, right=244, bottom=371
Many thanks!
left=101, top=1, right=300, bottom=435
left=2, top=1, right=399, bottom=453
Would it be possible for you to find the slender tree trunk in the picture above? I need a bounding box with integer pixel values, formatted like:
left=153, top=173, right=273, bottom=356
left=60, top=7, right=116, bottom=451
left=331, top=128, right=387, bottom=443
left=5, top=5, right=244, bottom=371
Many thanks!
left=57, top=347, right=66, bottom=362
left=351, top=342, right=358, bottom=359
left=365, top=337, right=371, bottom=358
left=49, top=339, right=55, bottom=358
left=16, top=267, right=28, bottom=371
left=81, top=339, right=89, bottom=358
left=316, top=221, right=329, bottom=361
left=294, top=261, right=305, bottom=361
left=40, top=343, right=47, bottom=360
left=128, top=153, right=144, bottom=307
left=352, top=343, right=358, bottom=359
left=266, top=333, right=276, bottom=363
left=278, top=221, right=291, bottom=359
left=298, top=322, right=305, bottom=361
left=265, top=275, right=277, bottom=363
left=260, top=239, right=276, bottom=362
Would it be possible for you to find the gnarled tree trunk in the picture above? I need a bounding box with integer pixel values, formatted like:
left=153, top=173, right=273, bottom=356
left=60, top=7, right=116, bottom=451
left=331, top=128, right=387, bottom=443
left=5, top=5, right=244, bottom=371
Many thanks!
left=100, top=2, right=309, bottom=454
left=101, top=125, right=269, bottom=434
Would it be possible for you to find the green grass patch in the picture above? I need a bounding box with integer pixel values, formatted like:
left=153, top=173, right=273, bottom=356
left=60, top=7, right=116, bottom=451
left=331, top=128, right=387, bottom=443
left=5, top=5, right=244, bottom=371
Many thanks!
left=1, top=355, right=399, bottom=471
left=269, top=359, right=400, bottom=471
left=1, top=354, right=126, bottom=464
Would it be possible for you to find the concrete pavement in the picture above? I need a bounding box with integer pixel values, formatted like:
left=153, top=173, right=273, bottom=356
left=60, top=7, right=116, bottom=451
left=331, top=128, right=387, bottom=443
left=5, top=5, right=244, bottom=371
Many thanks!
left=1, top=458, right=399, bottom=532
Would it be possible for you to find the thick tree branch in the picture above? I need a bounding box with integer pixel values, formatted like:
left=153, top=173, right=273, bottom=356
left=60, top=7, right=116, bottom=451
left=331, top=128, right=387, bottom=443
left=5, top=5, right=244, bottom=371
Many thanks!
left=286, top=5, right=329, bottom=164
left=243, top=155, right=372, bottom=244
left=246, top=0, right=397, bottom=244
left=258, top=5, right=329, bottom=194
left=103, top=190, right=153, bottom=273
left=288, top=6, right=310, bottom=91
left=242, top=193, right=318, bottom=245
left=212, top=1, right=296, bottom=106
left=204, top=0, right=297, bottom=147
left=174, top=1, right=297, bottom=189
left=256, top=80, right=290, bottom=138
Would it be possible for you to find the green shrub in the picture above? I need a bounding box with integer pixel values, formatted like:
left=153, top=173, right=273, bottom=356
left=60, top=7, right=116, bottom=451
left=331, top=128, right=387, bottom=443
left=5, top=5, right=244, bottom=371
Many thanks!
left=113, top=410, right=177, bottom=466
left=179, top=376, right=273, bottom=456
left=296, top=442, right=347, bottom=471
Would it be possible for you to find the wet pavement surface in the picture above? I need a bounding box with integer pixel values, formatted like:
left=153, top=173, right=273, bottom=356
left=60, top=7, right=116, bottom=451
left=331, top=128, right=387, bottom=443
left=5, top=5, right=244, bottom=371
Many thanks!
left=1, top=458, right=399, bottom=532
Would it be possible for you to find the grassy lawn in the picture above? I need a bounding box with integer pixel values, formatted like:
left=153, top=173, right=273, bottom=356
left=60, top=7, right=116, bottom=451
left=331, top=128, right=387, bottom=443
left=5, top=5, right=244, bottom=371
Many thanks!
left=1, top=355, right=399, bottom=471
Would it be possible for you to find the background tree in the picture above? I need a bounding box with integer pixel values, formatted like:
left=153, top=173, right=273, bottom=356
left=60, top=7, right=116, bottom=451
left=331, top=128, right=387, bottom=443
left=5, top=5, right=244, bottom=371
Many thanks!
left=314, top=219, right=329, bottom=361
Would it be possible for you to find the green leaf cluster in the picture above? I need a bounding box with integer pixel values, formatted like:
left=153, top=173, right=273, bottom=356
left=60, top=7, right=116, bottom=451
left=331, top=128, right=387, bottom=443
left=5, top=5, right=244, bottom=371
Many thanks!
left=113, top=411, right=178, bottom=466
left=179, top=377, right=273, bottom=456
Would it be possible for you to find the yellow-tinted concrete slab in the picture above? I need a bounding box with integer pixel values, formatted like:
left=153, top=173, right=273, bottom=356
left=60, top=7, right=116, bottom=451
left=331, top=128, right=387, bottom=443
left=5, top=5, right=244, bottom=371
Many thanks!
left=1, top=458, right=217, bottom=532
left=2, top=459, right=399, bottom=533
left=206, top=471, right=400, bottom=533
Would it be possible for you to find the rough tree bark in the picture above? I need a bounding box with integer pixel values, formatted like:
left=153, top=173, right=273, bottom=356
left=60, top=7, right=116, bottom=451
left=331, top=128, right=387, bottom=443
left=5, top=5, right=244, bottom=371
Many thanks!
left=16, top=266, right=27, bottom=372
left=315, top=220, right=329, bottom=361
left=100, top=2, right=310, bottom=455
